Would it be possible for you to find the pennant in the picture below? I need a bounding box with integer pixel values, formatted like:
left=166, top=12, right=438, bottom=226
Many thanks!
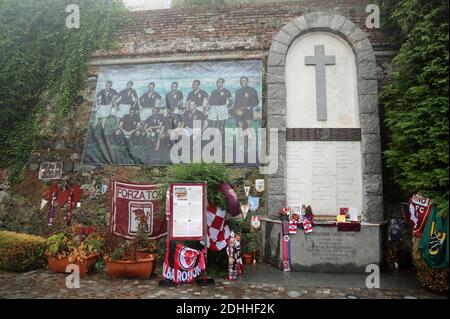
left=254, top=179, right=265, bottom=192
left=244, top=186, right=251, bottom=198
left=40, top=199, right=48, bottom=211
left=240, top=203, right=249, bottom=219
left=251, top=215, right=261, bottom=229
left=248, top=196, right=260, bottom=212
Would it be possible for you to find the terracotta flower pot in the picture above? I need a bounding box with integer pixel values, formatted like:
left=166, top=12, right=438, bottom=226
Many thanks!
left=106, top=252, right=156, bottom=279
left=47, top=254, right=98, bottom=277
left=242, top=253, right=253, bottom=264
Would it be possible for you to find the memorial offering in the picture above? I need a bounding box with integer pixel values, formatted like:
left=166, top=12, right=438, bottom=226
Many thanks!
left=110, top=181, right=167, bottom=240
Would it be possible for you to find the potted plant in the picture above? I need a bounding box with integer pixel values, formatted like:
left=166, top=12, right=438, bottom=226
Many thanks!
left=45, top=225, right=101, bottom=277
left=103, top=216, right=157, bottom=279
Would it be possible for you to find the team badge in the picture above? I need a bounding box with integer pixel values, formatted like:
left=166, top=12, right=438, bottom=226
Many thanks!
left=255, top=179, right=265, bottom=192
left=178, top=246, right=199, bottom=271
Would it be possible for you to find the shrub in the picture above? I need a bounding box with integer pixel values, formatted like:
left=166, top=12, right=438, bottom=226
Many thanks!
left=380, top=0, right=449, bottom=215
left=413, top=238, right=449, bottom=293
left=0, top=231, right=46, bottom=272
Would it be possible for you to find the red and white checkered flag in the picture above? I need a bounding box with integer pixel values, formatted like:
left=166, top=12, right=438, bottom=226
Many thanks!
left=206, top=204, right=230, bottom=251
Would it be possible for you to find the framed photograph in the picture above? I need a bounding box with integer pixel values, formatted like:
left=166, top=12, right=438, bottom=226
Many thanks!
left=38, top=162, right=63, bottom=180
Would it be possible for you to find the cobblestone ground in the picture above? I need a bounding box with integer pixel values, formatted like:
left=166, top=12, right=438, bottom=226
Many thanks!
left=0, top=269, right=445, bottom=299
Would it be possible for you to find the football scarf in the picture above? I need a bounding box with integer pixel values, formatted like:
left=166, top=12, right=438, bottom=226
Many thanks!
left=227, top=232, right=243, bottom=281
left=408, top=193, right=432, bottom=237
left=110, top=181, right=167, bottom=240
left=45, top=182, right=58, bottom=226
left=162, top=241, right=206, bottom=284
left=281, top=221, right=291, bottom=272
left=302, top=219, right=313, bottom=233
left=288, top=220, right=297, bottom=234
left=419, top=206, right=449, bottom=268
left=248, top=196, right=260, bottom=212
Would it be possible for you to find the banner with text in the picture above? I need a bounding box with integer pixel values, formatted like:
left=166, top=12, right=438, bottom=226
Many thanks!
left=110, top=181, right=167, bottom=240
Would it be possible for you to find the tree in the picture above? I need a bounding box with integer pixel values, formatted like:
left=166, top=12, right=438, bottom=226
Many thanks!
left=379, top=0, right=449, bottom=214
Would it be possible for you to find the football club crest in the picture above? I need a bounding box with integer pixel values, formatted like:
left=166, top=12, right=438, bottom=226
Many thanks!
left=244, top=186, right=251, bottom=198
left=178, top=246, right=199, bottom=271
left=248, top=196, right=260, bottom=212
left=128, top=202, right=153, bottom=235
left=254, top=179, right=265, bottom=192
left=240, top=203, right=250, bottom=219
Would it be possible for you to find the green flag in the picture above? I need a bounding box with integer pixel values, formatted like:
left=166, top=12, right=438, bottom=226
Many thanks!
left=418, top=206, right=449, bottom=268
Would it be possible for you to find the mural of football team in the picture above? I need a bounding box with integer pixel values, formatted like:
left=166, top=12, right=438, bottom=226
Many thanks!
left=82, top=60, right=262, bottom=165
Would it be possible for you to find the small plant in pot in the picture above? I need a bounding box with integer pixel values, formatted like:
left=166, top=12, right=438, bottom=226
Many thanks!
left=45, top=225, right=101, bottom=277
left=103, top=216, right=157, bottom=279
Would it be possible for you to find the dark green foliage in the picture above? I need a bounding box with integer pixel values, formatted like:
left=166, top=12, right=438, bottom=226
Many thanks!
left=0, top=0, right=129, bottom=183
left=379, top=0, right=449, bottom=215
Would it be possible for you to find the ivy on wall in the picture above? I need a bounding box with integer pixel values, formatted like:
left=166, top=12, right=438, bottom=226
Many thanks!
left=379, top=0, right=449, bottom=215
left=0, top=0, right=129, bottom=183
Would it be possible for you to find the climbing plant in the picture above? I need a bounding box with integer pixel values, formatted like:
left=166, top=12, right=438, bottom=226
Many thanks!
left=379, top=0, right=449, bottom=215
left=0, top=0, right=129, bottom=183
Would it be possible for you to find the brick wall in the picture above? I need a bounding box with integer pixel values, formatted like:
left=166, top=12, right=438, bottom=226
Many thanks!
left=93, top=0, right=391, bottom=59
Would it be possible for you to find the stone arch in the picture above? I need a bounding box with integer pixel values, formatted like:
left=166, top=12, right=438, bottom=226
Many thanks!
left=266, top=12, right=382, bottom=223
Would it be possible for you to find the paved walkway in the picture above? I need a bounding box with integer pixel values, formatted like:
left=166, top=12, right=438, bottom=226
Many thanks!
left=0, top=263, right=445, bottom=299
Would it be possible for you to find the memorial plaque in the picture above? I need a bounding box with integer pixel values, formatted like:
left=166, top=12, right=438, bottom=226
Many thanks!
left=286, top=141, right=363, bottom=216
left=287, top=225, right=381, bottom=272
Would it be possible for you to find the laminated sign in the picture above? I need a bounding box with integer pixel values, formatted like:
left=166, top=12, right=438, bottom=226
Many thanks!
left=110, top=181, right=167, bottom=240
left=169, top=183, right=206, bottom=241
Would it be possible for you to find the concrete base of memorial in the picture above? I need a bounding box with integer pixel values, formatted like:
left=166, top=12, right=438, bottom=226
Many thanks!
left=261, top=218, right=381, bottom=273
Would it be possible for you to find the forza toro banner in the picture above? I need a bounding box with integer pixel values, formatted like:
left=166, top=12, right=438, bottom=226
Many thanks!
left=110, top=181, right=167, bottom=240
left=162, top=241, right=206, bottom=284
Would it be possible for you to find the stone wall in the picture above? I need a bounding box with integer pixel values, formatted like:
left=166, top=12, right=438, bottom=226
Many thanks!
left=0, top=1, right=394, bottom=236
